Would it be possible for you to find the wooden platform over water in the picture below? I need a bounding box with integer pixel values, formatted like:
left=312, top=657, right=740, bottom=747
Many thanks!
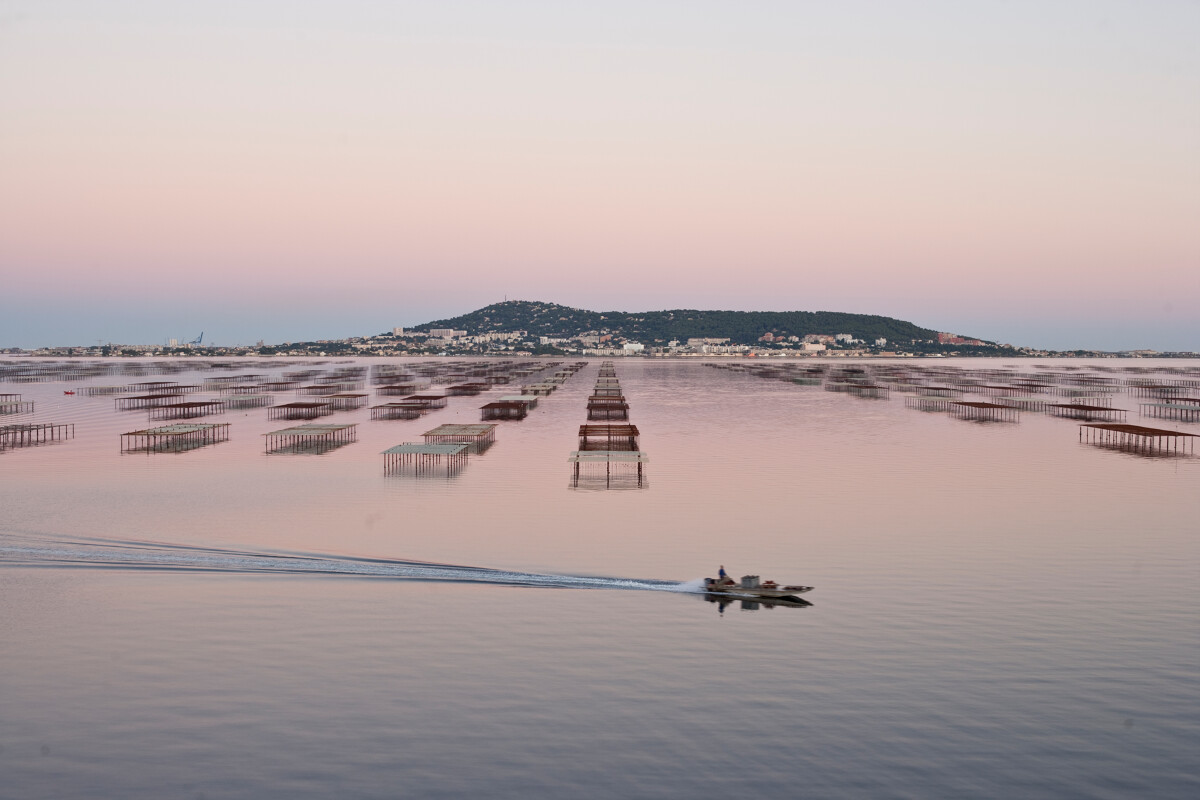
left=587, top=396, right=630, bottom=420
left=382, top=442, right=469, bottom=475
left=0, top=400, right=34, bottom=414
left=904, top=396, right=952, bottom=412
left=148, top=400, right=226, bottom=421
left=422, top=423, right=497, bottom=451
left=2, top=423, right=74, bottom=449
left=121, top=423, right=228, bottom=453
left=1079, top=423, right=1196, bottom=454
left=578, top=424, right=640, bottom=451
left=569, top=450, right=648, bottom=488
left=481, top=401, right=528, bottom=421
left=950, top=401, right=1020, bottom=422
left=497, top=394, right=538, bottom=409
left=268, top=401, right=334, bottom=420
left=1140, top=402, right=1200, bottom=422
left=264, top=423, right=357, bottom=454
left=223, top=394, right=273, bottom=410
left=326, top=393, right=368, bottom=410
left=1048, top=403, right=1127, bottom=422
left=115, top=393, right=186, bottom=410
left=370, top=402, right=426, bottom=420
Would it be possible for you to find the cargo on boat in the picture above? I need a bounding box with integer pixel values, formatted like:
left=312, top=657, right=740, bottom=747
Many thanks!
left=704, top=574, right=813, bottom=601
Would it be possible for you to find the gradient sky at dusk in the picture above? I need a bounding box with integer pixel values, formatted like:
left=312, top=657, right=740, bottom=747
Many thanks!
left=2, top=1, right=1197, bottom=351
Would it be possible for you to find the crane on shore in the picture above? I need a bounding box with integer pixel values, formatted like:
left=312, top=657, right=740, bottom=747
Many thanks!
left=189, top=332, right=204, bottom=346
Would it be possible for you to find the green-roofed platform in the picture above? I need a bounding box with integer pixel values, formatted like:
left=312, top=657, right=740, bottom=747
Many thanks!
left=382, top=442, right=470, bottom=476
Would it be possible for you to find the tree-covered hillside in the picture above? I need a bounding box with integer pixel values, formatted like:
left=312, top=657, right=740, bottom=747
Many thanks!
left=414, top=301, right=948, bottom=345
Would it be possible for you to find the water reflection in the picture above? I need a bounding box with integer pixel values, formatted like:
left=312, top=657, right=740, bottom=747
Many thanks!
left=1079, top=441, right=1197, bottom=460
left=265, top=440, right=356, bottom=456
left=383, top=458, right=469, bottom=479
left=568, top=451, right=649, bottom=489
left=704, top=594, right=813, bottom=613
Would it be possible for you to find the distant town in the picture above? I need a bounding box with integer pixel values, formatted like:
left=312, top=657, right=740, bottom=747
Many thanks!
left=5, top=301, right=1195, bottom=359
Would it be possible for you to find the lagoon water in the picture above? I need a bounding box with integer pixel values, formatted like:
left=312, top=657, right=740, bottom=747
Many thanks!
left=2, top=357, right=1197, bottom=799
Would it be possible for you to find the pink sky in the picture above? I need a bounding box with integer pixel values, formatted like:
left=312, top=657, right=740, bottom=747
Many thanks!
left=1, top=1, right=1197, bottom=350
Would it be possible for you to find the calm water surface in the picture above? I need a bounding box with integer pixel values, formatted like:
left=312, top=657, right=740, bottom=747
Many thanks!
left=2, top=357, right=1197, bottom=799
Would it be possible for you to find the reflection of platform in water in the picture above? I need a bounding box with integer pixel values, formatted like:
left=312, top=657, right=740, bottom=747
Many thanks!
left=704, top=594, right=812, bottom=613
left=264, top=423, right=357, bottom=454
left=121, top=423, right=227, bottom=454
left=382, top=442, right=469, bottom=477
left=569, top=450, right=648, bottom=489
left=1079, top=423, right=1197, bottom=456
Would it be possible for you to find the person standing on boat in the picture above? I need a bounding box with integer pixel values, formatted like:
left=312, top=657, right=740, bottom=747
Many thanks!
left=718, top=565, right=727, bottom=581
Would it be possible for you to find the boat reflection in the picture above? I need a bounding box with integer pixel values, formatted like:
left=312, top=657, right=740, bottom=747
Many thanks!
left=704, top=594, right=813, bottom=613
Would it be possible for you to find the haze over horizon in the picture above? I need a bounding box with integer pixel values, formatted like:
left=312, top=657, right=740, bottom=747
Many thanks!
left=2, top=2, right=1197, bottom=352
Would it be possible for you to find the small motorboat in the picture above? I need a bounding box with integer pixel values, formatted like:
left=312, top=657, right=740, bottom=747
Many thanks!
left=63, top=391, right=75, bottom=395
left=704, top=574, right=812, bottom=601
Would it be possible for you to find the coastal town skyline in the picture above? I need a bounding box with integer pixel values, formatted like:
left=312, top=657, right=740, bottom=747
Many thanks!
left=7, top=299, right=1192, bottom=359
left=2, top=2, right=1197, bottom=351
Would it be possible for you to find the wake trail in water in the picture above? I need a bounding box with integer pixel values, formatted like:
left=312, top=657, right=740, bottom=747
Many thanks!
left=0, top=533, right=693, bottom=594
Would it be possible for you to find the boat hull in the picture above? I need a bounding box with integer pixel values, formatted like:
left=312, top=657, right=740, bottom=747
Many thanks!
left=704, top=577, right=813, bottom=601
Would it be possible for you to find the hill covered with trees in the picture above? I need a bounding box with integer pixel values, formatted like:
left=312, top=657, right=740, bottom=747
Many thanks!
left=413, top=300, right=950, bottom=346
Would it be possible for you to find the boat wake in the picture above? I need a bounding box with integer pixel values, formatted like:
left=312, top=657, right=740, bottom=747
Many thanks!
left=0, top=532, right=692, bottom=594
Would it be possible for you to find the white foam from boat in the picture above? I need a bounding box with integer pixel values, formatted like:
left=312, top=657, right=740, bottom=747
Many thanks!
left=0, top=533, right=698, bottom=594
